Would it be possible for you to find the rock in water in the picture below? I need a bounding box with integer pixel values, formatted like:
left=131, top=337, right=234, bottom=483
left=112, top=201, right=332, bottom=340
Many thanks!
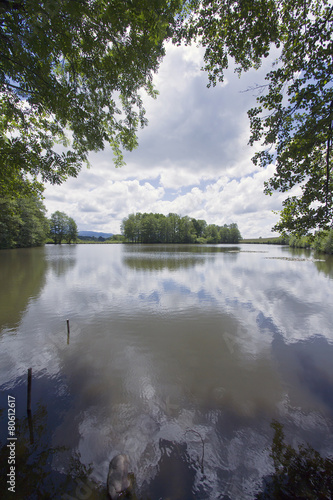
left=107, top=454, right=131, bottom=499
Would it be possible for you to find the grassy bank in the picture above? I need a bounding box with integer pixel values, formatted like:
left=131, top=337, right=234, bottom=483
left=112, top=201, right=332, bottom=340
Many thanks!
left=242, top=230, right=333, bottom=255
left=241, top=237, right=289, bottom=245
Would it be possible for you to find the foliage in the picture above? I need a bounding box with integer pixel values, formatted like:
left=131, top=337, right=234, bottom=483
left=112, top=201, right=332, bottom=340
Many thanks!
left=0, top=0, right=185, bottom=197
left=288, top=235, right=312, bottom=249
left=312, top=229, right=333, bottom=254
left=3, top=0, right=331, bottom=234
left=65, top=216, right=78, bottom=244
left=205, top=222, right=242, bottom=243
left=0, top=195, right=49, bottom=248
left=242, top=236, right=289, bottom=245
left=121, top=212, right=242, bottom=243
left=176, top=0, right=333, bottom=235
left=108, top=233, right=126, bottom=242
left=77, top=234, right=125, bottom=243
left=321, top=230, right=333, bottom=255
left=288, top=229, right=333, bottom=254
left=49, top=211, right=78, bottom=244
left=257, top=421, right=333, bottom=499
left=77, top=235, right=106, bottom=242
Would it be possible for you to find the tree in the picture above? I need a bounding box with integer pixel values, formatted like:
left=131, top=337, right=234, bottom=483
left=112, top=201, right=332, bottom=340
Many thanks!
left=49, top=211, right=76, bottom=244
left=219, top=224, right=230, bottom=243
left=0, top=195, right=49, bottom=248
left=248, top=1, right=333, bottom=236
left=121, top=213, right=138, bottom=243
left=140, top=213, right=159, bottom=243
left=192, top=218, right=207, bottom=238
left=16, top=197, right=50, bottom=247
left=121, top=212, right=242, bottom=243
left=177, top=0, right=333, bottom=235
left=178, top=215, right=196, bottom=243
left=167, top=213, right=181, bottom=243
left=3, top=1, right=332, bottom=234
left=228, top=222, right=242, bottom=243
left=0, top=197, right=22, bottom=248
left=0, top=0, right=185, bottom=197
left=65, top=217, right=78, bottom=244
left=204, top=224, right=220, bottom=243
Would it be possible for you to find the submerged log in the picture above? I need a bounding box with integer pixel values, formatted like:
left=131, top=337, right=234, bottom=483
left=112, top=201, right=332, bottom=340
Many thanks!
left=107, top=454, right=132, bottom=499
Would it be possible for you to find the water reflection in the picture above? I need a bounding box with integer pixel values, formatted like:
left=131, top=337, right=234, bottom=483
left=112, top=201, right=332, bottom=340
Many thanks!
left=45, top=243, right=78, bottom=277
left=313, top=255, right=333, bottom=279
left=0, top=248, right=48, bottom=330
left=0, top=244, right=333, bottom=499
left=0, top=246, right=78, bottom=332
left=123, top=243, right=241, bottom=254
left=123, top=244, right=240, bottom=272
left=0, top=377, right=103, bottom=499
left=123, top=254, right=206, bottom=272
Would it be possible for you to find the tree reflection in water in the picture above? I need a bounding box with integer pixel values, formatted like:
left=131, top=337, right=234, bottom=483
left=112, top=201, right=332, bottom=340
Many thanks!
left=1, top=402, right=333, bottom=499
left=256, top=421, right=333, bottom=499
left=0, top=402, right=104, bottom=500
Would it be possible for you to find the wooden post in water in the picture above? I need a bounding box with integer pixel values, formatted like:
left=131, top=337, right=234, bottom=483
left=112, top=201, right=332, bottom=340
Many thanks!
left=67, top=319, right=70, bottom=344
left=27, top=368, right=32, bottom=412
left=27, top=408, right=34, bottom=444
left=27, top=368, right=34, bottom=444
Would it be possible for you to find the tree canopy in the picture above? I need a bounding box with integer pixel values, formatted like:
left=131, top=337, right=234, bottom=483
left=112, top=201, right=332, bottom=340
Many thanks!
left=0, top=198, right=78, bottom=248
left=0, top=0, right=184, bottom=196
left=1, top=0, right=332, bottom=234
left=121, top=212, right=242, bottom=243
left=0, top=195, right=49, bottom=248
left=177, top=0, right=333, bottom=235
left=49, top=211, right=78, bottom=244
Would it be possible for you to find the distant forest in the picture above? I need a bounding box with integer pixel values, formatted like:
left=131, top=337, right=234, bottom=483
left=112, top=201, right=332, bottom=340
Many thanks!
left=121, top=213, right=242, bottom=244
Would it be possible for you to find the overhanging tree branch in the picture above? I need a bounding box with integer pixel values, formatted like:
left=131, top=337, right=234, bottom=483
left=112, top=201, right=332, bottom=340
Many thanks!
left=0, top=0, right=186, bottom=197
left=326, top=99, right=333, bottom=214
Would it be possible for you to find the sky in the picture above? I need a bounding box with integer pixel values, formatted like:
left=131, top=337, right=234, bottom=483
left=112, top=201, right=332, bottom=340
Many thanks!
left=43, top=42, right=290, bottom=238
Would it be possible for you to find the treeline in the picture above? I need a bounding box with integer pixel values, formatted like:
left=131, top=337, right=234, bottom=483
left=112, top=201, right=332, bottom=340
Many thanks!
left=78, top=234, right=125, bottom=243
left=289, top=230, right=333, bottom=255
left=0, top=197, right=78, bottom=249
left=0, top=197, right=49, bottom=249
left=121, top=213, right=242, bottom=244
left=242, top=236, right=289, bottom=245
left=79, top=235, right=108, bottom=242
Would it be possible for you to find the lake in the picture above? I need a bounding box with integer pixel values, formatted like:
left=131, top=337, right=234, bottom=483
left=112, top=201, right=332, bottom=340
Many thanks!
left=0, top=243, right=333, bottom=499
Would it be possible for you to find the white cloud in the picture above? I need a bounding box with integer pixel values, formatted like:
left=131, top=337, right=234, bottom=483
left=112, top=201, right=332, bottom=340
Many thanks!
left=43, top=42, right=286, bottom=238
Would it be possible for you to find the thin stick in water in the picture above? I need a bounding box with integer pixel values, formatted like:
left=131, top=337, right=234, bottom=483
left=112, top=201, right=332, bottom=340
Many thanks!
left=27, top=368, right=32, bottom=412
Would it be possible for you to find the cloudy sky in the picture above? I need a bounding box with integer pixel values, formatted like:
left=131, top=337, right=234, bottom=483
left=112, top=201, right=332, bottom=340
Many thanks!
left=43, top=42, right=288, bottom=238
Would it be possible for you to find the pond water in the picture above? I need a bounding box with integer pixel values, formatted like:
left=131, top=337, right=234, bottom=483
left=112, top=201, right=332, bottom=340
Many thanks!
left=0, top=243, right=333, bottom=499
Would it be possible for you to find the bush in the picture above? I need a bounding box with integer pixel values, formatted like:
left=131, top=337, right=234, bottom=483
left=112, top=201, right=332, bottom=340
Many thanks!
left=289, top=235, right=311, bottom=249
left=323, top=230, right=333, bottom=254
left=313, top=229, right=333, bottom=255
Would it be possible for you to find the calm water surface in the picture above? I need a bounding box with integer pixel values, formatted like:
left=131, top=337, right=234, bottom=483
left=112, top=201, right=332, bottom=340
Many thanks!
left=1, top=243, right=333, bottom=499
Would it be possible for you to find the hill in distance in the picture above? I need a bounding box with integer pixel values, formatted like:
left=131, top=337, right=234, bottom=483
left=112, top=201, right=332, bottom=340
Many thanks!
left=78, top=231, right=113, bottom=238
